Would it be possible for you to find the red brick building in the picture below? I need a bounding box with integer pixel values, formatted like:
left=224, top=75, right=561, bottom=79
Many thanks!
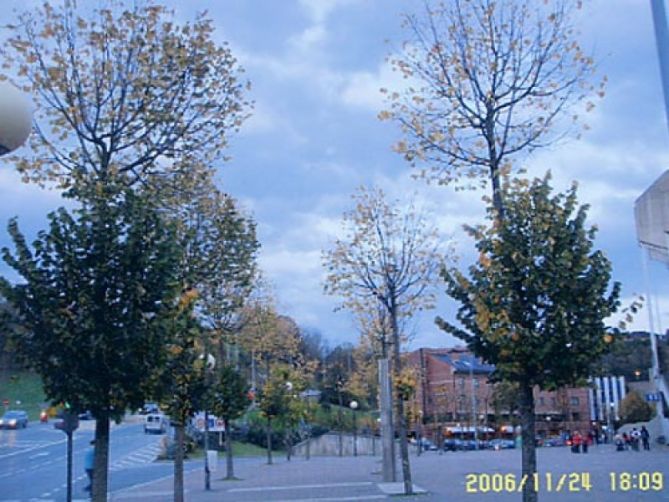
left=406, top=347, right=592, bottom=440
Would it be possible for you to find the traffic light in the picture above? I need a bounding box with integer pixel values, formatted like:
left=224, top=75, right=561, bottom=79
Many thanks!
left=54, top=411, right=79, bottom=434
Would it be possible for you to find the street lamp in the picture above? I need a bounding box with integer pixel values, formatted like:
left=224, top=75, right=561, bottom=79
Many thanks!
left=350, top=400, right=358, bottom=456
left=0, top=82, right=31, bottom=156
left=201, top=353, right=216, bottom=491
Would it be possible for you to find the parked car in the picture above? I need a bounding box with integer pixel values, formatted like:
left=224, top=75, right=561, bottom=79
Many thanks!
left=543, top=436, right=566, bottom=447
left=140, top=403, right=160, bottom=415
left=144, top=413, right=168, bottom=434
left=418, top=438, right=438, bottom=451
left=489, top=438, right=516, bottom=450
left=0, top=410, right=29, bottom=429
left=78, top=410, right=94, bottom=420
left=443, top=438, right=468, bottom=451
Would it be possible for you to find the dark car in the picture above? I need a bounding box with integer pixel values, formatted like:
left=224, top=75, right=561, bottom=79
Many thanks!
left=0, top=410, right=29, bottom=429
left=443, top=438, right=464, bottom=451
left=78, top=410, right=94, bottom=420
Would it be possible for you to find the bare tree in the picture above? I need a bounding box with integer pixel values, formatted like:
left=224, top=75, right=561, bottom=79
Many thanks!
left=1, top=0, right=250, bottom=197
left=323, top=186, right=445, bottom=495
left=382, top=0, right=602, bottom=218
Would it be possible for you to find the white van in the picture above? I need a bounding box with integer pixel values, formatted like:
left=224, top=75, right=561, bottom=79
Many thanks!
left=144, top=413, right=168, bottom=434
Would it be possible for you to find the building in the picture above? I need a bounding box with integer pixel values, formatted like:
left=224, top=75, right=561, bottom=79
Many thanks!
left=406, top=347, right=593, bottom=439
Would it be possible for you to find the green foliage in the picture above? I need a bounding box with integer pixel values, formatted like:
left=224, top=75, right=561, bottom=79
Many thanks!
left=0, top=371, right=46, bottom=420
left=1, top=189, right=182, bottom=421
left=597, top=336, right=652, bottom=380
left=153, top=291, right=207, bottom=426
left=619, top=391, right=655, bottom=424
left=210, top=365, right=250, bottom=422
left=438, top=174, right=621, bottom=390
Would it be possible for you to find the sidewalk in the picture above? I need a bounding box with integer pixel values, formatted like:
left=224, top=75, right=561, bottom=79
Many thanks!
left=108, top=455, right=396, bottom=502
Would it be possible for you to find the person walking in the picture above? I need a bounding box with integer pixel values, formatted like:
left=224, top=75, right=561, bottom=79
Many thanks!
left=582, top=431, right=591, bottom=453
left=631, top=428, right=641, bottom=451
left=571, top=431, right=582, bottom=453
left=641, top=426, right=650, bottom=451
left=84, top=440, right=95, bottom=492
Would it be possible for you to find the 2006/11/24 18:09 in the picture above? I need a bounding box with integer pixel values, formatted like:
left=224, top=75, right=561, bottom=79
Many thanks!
left=465, top=472, right=664, bottom=493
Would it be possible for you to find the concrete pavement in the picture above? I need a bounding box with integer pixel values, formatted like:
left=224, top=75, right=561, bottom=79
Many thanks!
left=108, top=443, right=669, bottom=501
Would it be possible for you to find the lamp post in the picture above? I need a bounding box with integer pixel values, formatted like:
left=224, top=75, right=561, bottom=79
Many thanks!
left=0, top=82, right=31, bottom=156
left=350, top=400, right=358, bottom=456
left=201, top=353, right=216, bottom=491
left=607, top=402, right=615, bottom=443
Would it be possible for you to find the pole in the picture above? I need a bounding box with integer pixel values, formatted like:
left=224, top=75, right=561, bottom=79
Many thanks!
left=470, top=360, right=478, bottom=450
left=651, top=0, right=669, bottom=132
left=66, top=431, right=73, bottom=502
left=353, top=410, right=358, bottom=456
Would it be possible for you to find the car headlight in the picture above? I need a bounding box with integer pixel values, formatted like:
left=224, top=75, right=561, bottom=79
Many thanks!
left=8, top=419, right=16, bottom=426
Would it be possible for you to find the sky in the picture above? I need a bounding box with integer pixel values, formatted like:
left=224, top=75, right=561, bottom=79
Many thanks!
left=1, top=0, right=669, bottom=351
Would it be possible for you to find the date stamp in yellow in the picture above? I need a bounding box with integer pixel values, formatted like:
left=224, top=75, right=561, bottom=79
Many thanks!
left=464, top=471, right=664, bottom=494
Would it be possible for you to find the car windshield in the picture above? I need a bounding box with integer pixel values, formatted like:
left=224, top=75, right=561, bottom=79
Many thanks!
left=2, top=411, right=24, bottom=418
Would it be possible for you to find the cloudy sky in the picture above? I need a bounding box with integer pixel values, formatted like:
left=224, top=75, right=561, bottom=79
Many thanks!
left=2, top=0, right=669, bottom=350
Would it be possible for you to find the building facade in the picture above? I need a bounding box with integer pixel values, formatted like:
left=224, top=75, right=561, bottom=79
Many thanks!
left=406, top=347, right=593, bottom=439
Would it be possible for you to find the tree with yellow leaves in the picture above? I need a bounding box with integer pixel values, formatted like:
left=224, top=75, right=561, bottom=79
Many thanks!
left=383, top=0, right=603, bottom=220
left=323, top=186, right=444, bottom=494
left=438, top=174, right=620, bottom=502
left=1, top=0, right=250, bottom=199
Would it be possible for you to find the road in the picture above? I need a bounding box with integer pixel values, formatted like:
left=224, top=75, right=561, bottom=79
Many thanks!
left=0, top=418, right=198, bottom=501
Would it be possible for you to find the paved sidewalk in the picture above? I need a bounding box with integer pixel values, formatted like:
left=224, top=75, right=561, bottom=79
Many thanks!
left=108, top=444, right=669, bottom=502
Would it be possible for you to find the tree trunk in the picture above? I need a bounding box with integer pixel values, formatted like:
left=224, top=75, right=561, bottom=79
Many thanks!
left=337, top=391, right=343, bottom=456
left=519, top=383, right=538, bottom=502
left=92, top=414, right=110, bottom=502
left=174, top=424, right=185, bottom=502
left=285, top=430, right=292, bottom=461
left=224, top=418, right=234, bottom=479
left=390, top=302, right=412, bottom=495
left=266, top=417, right=273, bottom=465
left=203, top=409, right=211, bottom=490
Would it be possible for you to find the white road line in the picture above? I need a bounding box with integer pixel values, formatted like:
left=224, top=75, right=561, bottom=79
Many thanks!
left=229, top=482, right=375, bottom=493
left=272, top=497, right=386, bottom=502
left=0, top=438, right=65, bottom=460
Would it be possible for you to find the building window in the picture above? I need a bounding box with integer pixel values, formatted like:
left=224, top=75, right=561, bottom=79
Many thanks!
left=539, top=397, right=545, bottom=406
left=570, top=397, right=580, bottom=406
left=459, top=378, right=465, bottom=388
left=551, top=398, right=556, bottom=406
left=572, top=412, right=580, bottom=421
left=474, top=379, right=480, bottom=388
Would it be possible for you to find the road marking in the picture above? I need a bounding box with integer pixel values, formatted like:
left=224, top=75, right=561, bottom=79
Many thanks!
left=271, top=497, right=386, bottom=502
left=0, top=438, right=65, bottom=460
left=29, top=452, right=50, bottom=459
left=229, top=482, right=375, bottom=493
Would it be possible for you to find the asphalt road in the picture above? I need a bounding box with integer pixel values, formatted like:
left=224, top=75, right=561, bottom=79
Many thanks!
left=0, top=418, right=198, bottom=501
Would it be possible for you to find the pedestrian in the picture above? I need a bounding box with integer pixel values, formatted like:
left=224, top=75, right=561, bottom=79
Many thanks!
left=622, top=432, right=630, bottom=450
left=582, top=431, right=591, bottom=453
left=614, top=432, right=625, bottom=451
left=571, top=431, right=582, bottom=453
left=631, top=428, right=641, bottom=451
left=641, top=426, right=650, bottom=450
left=84, top=439, right=95, bottom=492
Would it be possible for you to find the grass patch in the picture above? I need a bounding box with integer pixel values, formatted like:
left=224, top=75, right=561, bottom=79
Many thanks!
left=0, top=371, right=46, bottom=420
left=190, top=440, right=273, bottom=459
